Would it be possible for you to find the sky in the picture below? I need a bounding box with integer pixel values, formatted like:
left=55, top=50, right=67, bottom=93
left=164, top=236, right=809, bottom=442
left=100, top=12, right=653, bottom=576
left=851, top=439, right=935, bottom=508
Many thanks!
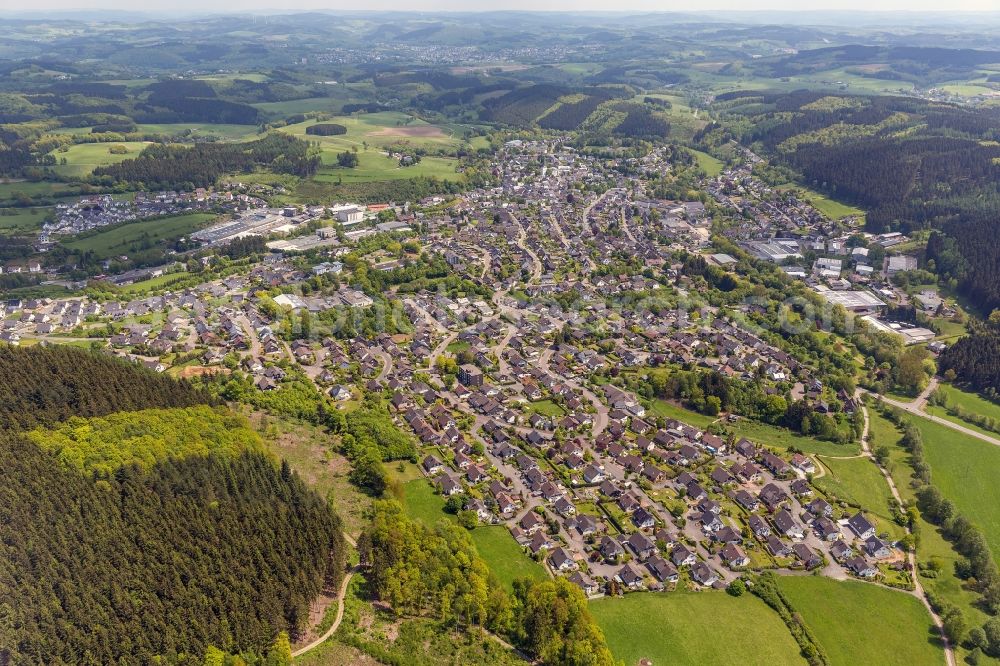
left=7, top=1, right=1000, bottom=14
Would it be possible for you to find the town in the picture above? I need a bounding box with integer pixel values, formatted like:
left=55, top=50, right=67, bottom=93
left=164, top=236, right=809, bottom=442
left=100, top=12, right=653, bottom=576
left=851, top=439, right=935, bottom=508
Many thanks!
left=2, top=138, right=952, bottom=601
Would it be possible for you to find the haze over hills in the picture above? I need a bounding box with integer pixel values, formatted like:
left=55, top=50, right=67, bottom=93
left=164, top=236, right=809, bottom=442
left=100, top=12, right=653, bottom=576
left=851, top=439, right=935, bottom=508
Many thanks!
left=2, top=9, right=1000, bottom=666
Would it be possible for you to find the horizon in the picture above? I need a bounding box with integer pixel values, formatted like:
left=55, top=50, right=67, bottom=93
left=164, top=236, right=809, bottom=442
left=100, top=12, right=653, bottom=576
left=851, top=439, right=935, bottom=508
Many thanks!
left=4, top=5, right=1000, bottom=18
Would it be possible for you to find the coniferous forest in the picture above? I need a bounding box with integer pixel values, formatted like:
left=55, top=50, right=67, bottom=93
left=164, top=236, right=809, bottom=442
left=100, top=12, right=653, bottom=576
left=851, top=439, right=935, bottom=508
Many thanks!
left=0, top=346, right=347, bottom=664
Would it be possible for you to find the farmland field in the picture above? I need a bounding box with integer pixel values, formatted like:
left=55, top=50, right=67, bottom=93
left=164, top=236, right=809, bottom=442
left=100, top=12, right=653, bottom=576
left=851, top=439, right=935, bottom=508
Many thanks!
left=0, top=207, right=50, bottom=234
left=591, top=591, right=806, bottom=666
left=48, top=142, right=152, bottom=178
left=62, top=212, right=217, bottom=259
left=278, top=113, right=464, bottom=152
left=777, top=576, right=943, bottom=666
left=910, top=414, right=1000, bottom=565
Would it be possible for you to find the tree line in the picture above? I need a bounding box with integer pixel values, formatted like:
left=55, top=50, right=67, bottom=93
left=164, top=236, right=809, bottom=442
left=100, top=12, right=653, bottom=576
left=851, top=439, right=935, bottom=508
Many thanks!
left=0, top=345, right=211, bottom=431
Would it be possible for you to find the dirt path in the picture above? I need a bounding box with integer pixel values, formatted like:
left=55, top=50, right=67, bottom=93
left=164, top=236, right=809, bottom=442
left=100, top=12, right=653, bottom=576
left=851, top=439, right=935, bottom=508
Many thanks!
left=291, top=534, right=358, bottom=659
left=855, top=394, right=956, bottom=666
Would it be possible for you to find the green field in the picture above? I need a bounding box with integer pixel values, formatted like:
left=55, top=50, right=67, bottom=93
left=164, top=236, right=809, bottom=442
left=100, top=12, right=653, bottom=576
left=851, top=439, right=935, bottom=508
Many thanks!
left=926, top=383, right=1000, bottom=437
left=0, top=207, right=49, bottom=234
left=400, top=478, right=546, bottom=590
left=727, top=417, right=862, bottom=457
left=276, top=113, right=464, bottom=185
left=0, top=180, right=81, bottom=202
left=468, top=526, right=548, bottom=590
left=911, top=414, right=1000, bottom=565
left=49, top=142, right=152, bottom=178
left=63, top=212, right=216, bottom=259
left=873, top=406, right=999, bottom=664
left=135, top=123, right=263, bottom=141
left=591, top=591, right=806, bottom=666
left=279, top=113, right=463, bottom=152
left=814, top=456, right=905, bottom=539
left=254, top=97, right=349, bottom=115
left=401, top=478, right=453, bottom=527
left=777, top=576, right=943, bottom=666
left=645, top=398, right=718, bottom=428
left=313, top=151, right=459, bottom=184
left=689, top=148, right=724, bottom=176
left=776, top=184, right=864, bottom=221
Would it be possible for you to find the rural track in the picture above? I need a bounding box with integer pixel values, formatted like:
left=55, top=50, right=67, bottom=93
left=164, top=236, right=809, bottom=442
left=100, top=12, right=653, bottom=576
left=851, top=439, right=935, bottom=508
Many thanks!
left=854, top=393, right=956, bottom=666
left=291, top=533, right=358, bottom=659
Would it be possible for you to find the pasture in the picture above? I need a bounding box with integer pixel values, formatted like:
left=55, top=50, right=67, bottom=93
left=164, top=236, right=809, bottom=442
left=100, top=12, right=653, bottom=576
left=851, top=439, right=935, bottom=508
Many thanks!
left=777, top=576, right=943, bottom=666
left=591, top=591, right=806, bottom=666
left=62, top=212, right=216, bottom=260
left=48, top=142, right=152, bottom=178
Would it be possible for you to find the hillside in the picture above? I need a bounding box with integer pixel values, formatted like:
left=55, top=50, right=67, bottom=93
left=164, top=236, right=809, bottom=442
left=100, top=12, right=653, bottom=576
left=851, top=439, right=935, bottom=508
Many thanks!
left=0, top=346, right=347, bottom=663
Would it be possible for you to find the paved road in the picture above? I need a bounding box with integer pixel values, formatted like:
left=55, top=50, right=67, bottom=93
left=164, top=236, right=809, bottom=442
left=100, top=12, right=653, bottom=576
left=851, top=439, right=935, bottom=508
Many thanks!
left=538, top=347, right=608, bottom=436
left=234, top=313, right=262, bottom=358
left=863, top=385, right=1000, bottom=449
left=371, top=347, right=393, bottom=383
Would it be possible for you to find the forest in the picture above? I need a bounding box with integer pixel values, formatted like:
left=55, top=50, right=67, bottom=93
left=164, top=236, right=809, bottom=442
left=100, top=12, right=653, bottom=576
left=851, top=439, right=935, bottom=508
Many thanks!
left=305, top=122, right=348, bottom=136
left=0, top=345, right=211, bottom=430
left=0, top=345, right=348, bottom=663
left=91, top=133, right=320, bottom=189
left=0, top=437, right=345, bottom=664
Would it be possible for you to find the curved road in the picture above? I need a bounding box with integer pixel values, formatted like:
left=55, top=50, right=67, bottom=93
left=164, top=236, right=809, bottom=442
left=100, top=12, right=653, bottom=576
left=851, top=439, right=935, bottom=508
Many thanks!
left=862, top=381, right=1000, bottom=449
